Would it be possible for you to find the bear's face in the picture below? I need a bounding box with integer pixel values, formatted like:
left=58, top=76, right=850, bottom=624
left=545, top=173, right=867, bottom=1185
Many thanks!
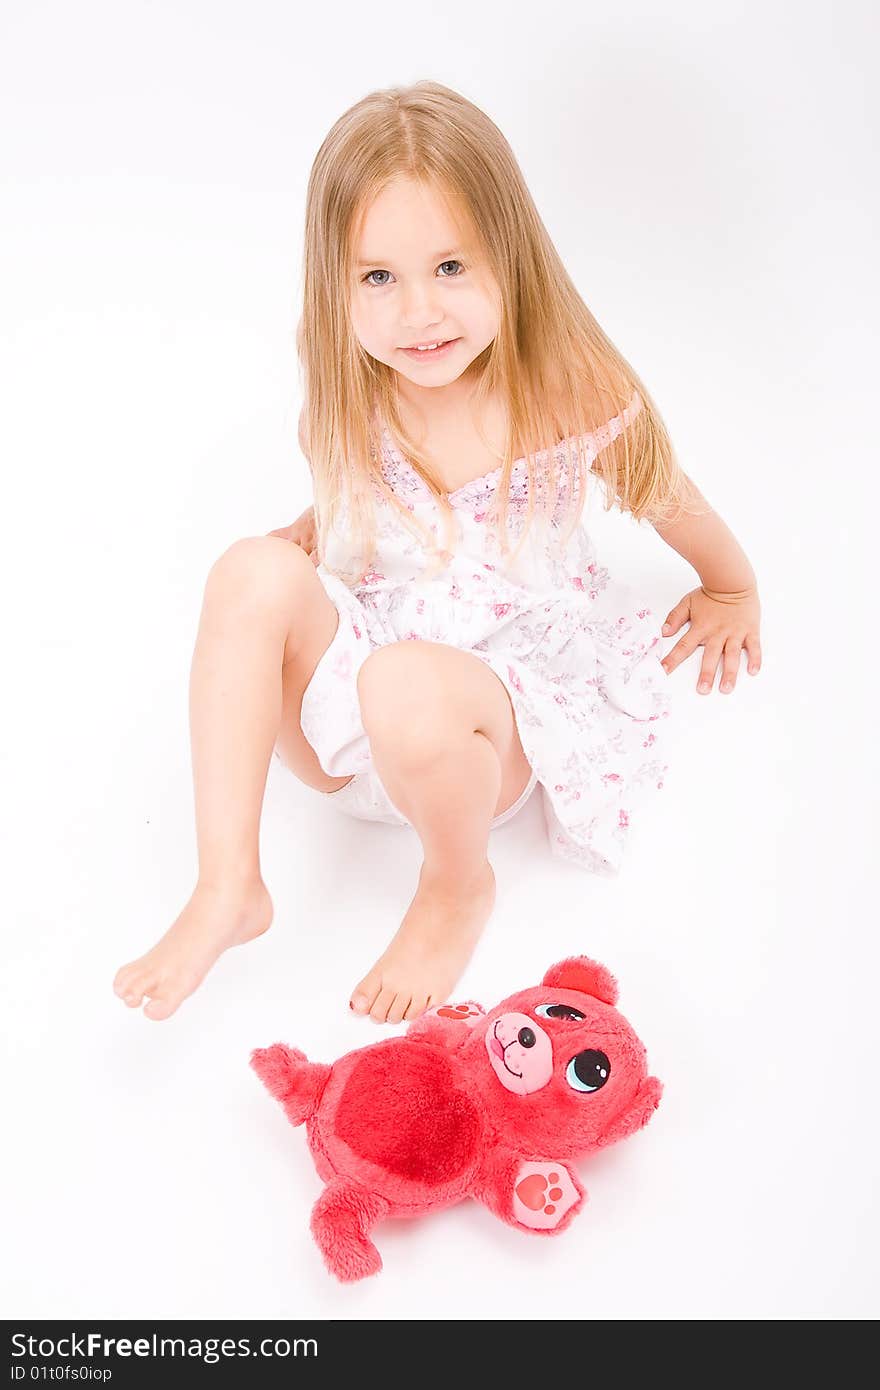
left=473, top=984, right=649, bottom=1157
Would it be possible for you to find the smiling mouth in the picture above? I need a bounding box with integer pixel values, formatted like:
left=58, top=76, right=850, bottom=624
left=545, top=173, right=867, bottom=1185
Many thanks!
left=492, top=1021, right=522, bottom=1078
left=400, top=337, right=459, bottom=352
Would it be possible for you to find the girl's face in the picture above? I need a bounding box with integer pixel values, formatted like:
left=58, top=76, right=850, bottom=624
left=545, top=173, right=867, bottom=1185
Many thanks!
left=350, top=178, right=501, bottom=401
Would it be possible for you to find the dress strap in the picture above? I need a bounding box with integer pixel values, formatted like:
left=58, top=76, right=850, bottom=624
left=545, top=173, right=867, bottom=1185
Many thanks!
left=584, top=390, right=643, bottom=457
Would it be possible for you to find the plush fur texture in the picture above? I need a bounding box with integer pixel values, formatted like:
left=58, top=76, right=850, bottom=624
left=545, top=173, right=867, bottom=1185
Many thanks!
left=250, top=956, right=662, bottom=1282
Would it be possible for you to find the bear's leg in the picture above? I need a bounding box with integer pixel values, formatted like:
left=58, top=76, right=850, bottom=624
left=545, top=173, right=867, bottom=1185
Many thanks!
left=310, top=1178, right=390, bottom=1282
left=249, top=1044, right=330, bottom=1126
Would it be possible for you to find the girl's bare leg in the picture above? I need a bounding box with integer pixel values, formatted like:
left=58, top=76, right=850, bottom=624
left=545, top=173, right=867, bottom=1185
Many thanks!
left=113, top=537, right=351, bottom=1021
left=348, top=641, right=533, bottom=1026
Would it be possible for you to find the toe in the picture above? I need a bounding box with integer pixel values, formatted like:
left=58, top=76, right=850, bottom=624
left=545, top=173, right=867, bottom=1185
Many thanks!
left=369, top=987, right=398, bottom=1024
left=113, top=966, right=136, bottom=997
left=386, top=994, right=412, bottom=1026
left=403, top=995, right=428, bottom=1022
left=350, top=972, right=382, bottom=1016
left=114, top=966, right=146, bottom=1008
left=143, top=988, right=181, bottom=1022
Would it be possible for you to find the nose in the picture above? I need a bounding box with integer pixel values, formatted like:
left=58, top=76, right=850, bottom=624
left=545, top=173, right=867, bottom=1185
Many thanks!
left=484, top=1011, right=554, bottom=1095
left=401, top=286, right=444, bottom=332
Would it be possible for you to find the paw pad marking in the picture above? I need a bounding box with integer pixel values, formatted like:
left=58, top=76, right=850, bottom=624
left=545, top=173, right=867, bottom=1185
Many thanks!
left=515, top=1171, right=565, bottom=1215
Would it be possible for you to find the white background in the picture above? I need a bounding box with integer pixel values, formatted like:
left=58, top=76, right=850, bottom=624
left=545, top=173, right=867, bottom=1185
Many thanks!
left=2, top=0, right=878, bottom=1321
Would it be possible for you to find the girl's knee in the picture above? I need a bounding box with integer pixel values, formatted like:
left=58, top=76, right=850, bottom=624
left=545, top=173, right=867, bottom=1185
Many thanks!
left=357, top=643, right=435, bottom=721
left=357, top=649, right=485, bottom=759
left=204, top=535, right=312, bottom=607
left=357, top=642, right=510, bottom=747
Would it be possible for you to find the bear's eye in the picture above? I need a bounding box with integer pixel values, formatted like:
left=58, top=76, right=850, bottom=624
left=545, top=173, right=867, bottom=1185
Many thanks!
left=565, top=1050, right=611, bottom=1092
left=535, top=1003, right=586, bottom=1021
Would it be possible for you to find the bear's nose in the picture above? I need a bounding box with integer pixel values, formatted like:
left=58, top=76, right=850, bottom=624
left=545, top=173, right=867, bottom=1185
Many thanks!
left=518, top=1027, right=536, bottom=1048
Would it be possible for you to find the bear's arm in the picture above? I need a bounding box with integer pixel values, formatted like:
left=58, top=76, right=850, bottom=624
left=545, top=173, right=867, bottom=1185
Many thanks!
left=404, top=1001, right=486, bottom=1050
left=473, top=1147, right=586, bottom=1234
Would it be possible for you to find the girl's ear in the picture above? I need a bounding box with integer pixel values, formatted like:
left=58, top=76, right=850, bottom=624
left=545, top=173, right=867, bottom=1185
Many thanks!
left=541, top=957, right=619, bottom=1005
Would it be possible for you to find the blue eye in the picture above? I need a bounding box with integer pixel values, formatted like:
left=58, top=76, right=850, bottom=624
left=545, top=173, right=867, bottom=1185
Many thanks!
left=361, top=260, right=465, bottom=287
left=535, top=1003, right=586, bottom=1021
left=565, top=1050, right=611, bottom=1093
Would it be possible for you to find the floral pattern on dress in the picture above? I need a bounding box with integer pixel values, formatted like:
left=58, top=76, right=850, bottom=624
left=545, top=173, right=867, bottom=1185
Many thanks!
left=299, top=392, right=671, bottom=875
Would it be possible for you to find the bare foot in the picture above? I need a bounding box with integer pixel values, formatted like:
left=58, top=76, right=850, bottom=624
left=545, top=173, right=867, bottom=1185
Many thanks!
left=349, top=861, right=496, bottom=1025
left=113, top=877, right=273, bottom=1021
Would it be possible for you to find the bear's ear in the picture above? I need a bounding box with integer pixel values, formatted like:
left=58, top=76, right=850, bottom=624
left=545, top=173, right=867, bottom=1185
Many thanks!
left=542, top=956, right=619, bottom=1005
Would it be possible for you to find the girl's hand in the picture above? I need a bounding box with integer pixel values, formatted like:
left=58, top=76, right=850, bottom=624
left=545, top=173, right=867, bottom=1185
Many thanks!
left=266, top=506, right=320, bottom=566
left=660, top=585, right=762, bottom=694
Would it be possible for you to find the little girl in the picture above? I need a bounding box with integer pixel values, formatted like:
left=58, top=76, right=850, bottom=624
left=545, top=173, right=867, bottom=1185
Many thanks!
left=113, top=81, right=761, bottom=1026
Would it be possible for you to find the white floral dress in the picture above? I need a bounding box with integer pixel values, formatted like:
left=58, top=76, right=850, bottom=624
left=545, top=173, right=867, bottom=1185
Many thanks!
left=297, top=391, right=671, bottom=875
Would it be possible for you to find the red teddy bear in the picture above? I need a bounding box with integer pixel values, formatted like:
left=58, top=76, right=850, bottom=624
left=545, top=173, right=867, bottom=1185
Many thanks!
left=250, top=955, right=662, bottom=1282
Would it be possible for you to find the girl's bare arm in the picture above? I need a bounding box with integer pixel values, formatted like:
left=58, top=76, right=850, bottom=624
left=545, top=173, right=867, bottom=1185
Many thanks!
left=267, top=407, right=318, bottom=563
left=651, top=476, right=762, bottom=695
left=651, top=476, right=756, bottom=593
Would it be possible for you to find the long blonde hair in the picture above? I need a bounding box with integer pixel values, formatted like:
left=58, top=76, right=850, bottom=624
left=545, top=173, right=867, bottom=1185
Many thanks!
left=296, top=80, right=703, bottom=586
